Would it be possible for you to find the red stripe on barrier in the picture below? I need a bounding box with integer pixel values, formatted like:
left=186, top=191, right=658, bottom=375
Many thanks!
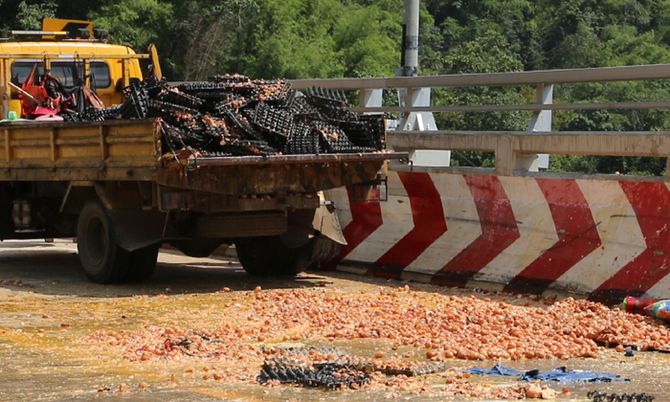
left=592, top=182, right=670, bottom=300
left=337, top=190, right=384, bottom=263
left=371, top=172, right=447, bottom=278
left=504, top=179, right=602, bottom=294
left=432, top=175, right=520, bottom=286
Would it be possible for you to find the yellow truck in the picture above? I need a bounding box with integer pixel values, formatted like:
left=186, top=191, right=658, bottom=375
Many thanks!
left=0, top=20, right=402, bottom=283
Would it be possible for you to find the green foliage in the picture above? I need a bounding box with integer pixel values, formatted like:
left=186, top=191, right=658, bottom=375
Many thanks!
left=247, top=0, right=346, bottom=79
left=91, top=0, right=404, bottom=80
left=436, top=29, right=527, bottom=133
left=16, top=0, right=57, bottom=30
left=90, top=0, right=172, bottom=50
left=332, top=5, right=399, bottom=77
left=549, top=155, right=665, bottom=176
left=158, top=0, right=262, bottom=79
left=420, top=0, right=670, bottom=173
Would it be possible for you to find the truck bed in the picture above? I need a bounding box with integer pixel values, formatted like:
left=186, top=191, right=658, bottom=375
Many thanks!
left=0, top=119, right=403, bottom=194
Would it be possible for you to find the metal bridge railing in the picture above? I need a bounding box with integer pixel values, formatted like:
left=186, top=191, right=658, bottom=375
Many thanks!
left=290, top=64, right=670, bottom=177
left=291, top=64, right=670, bottom=113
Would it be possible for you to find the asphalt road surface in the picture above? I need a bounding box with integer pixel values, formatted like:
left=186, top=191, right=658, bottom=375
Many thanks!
left=0, top=240, right=668, bottom=401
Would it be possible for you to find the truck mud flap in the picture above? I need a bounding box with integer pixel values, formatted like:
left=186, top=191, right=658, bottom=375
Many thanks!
left=106, top=210, right=167, bottom=252
left=312, top=193, right=347, bottom=245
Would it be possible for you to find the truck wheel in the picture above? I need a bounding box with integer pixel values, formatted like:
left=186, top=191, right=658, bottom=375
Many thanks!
left=77, top=202, right=131, bottom=284
left=235, top=236, right=310, bottom=276
left=124, top=244, right=160, bottom=282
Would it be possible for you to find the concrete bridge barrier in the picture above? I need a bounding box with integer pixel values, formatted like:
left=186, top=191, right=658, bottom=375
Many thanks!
left=293, top=65, right=670, bottom=300
left=327, top=171, right=670, bottom=301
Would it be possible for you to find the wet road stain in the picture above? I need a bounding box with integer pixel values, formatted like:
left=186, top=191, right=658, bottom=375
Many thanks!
left=0, top=240, right=669, bottom=401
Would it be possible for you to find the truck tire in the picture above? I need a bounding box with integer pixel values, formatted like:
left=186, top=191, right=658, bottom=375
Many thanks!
left=235, top=236, right=310, bottom=276
left=123, top=244, right=160, bottom=282
left=77, top=202, right=131, bottom=284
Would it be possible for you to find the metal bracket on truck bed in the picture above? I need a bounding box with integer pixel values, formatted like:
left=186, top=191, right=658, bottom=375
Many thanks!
left=182, top=151, right=408, bottom=167
left=158, top=152, right=408, bottom=196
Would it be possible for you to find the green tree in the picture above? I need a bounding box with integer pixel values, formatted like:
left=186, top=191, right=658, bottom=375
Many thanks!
left=332, top=5, right=400, bottom=77
left=90, top=0, right=172, bottom=50
left=247, top=0, right=345, bottom=79
left=16, top=0, right=57, bottom=30
left=158, top=0, right=261, bottom=80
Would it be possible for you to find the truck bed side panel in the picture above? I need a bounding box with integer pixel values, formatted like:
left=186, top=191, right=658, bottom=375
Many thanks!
left=0, top=119, right=401, bottom=195
left=0, top=120, right=159, bottom=181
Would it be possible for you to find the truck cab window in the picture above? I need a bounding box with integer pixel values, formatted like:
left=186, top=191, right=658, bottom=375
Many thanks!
left=11, top=61, right=111, bottom=89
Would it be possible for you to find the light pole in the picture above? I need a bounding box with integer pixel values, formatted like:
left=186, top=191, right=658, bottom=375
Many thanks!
left=401, top=0, right=420, bottom=77
left=397, top=0, right=448, bottom=166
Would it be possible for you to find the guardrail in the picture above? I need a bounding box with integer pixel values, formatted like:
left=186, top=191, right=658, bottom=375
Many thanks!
left=290, top=64, right=670, bottom=113
left=390, top=130, right=670, bottom=177
left=291, top=64, right=670, bottom=89
left=289, top=64, right=670, bottom=175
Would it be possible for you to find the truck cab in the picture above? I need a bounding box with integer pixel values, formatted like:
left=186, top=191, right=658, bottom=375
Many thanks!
left=0, top=18, right=145, bottom=119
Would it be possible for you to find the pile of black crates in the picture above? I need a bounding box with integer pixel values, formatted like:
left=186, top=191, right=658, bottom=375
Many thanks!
left=62, top=75, right=385, bottom=157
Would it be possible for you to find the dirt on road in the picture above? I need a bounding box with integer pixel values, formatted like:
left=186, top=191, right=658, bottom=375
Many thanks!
left=0, top=240, right=668, bottom=401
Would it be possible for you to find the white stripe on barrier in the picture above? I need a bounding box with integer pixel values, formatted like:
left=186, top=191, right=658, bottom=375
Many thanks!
left=470, top=176, right=558, bottom=284
left=403, top=173, right=481, bottom=275
left=553, top=180, right=646, bottom=293
left=647, top=276, right=670, bottom=299
left=345, top=171, right=413, bottom=263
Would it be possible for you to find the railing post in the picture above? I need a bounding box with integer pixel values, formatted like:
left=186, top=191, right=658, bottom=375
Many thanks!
left=359, top=89, right=384, bottom=111
left=524, top=83, right=554, bottom=172
left=494, top=134, right=517, bottom=176
left=398, top=87, right=450, bottom=166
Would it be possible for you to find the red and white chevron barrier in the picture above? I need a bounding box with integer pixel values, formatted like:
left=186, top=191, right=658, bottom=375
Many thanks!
left=327, top=171, right=670, bottom=301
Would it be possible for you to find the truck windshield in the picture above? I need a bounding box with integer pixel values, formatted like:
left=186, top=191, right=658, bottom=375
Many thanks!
left=11, top=61, right=111, bottom=89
